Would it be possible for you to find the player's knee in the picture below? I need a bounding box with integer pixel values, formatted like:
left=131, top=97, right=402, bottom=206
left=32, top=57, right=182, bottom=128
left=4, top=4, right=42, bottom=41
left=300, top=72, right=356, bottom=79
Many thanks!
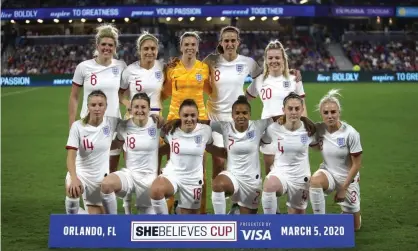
left=263, top=178, right=277, bottom=193
left=212, top=178, right=226, bottom=193
left=309, top=175, right=323, bottom=188
left=150, top=179, right=166, bottom=200
left=101, top=177, right=115, bottom=193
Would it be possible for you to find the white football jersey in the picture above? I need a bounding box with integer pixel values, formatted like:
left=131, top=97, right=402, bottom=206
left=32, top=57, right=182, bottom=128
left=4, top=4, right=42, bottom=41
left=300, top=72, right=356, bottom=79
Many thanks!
left=264, top=123, right=316, bottom=181
left=121, top=60, right=164, bottom=114
left=205, top=54, right=262, bottom=121
left=66, top=116, right=120, bottom=182
left=315, top=121, right=363, bottom=179
left=211, top=119, right=272, bottom=183
left=72, top=59, right=127, bottom=119
left=246, top=74, right=305, bottom=119
left=116, top=118, right=160, bottom=178
left=163, top=124, right=213, bottom=179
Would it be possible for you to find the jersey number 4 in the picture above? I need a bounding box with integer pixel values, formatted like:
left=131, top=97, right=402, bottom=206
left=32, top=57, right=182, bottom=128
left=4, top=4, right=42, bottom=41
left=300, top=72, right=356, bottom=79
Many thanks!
left=278, top=140, right=284, bottom=154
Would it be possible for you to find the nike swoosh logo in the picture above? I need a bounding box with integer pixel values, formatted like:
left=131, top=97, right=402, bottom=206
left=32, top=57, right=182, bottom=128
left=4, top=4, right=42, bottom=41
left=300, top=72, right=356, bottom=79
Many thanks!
left=83, top=135, right=89, bottom=137
left=172, top=138, right=178, bottom=140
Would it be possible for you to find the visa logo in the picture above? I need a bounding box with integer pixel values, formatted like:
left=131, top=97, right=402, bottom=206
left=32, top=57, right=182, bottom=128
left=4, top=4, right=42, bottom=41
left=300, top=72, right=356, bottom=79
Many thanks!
left=241, top=230, right=271, bottom=240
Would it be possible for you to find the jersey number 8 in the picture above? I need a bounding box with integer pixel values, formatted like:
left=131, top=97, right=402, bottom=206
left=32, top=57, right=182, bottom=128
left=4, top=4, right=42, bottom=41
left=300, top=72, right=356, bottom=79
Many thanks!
left=214, top=70, right=221, bottom=81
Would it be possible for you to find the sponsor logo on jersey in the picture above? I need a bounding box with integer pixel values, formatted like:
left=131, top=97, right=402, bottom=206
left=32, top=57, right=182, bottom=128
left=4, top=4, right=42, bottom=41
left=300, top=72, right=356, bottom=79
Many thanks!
left=195, top=135, right=202, bottom=144
left=103, top=125, right=111, bottom=137
left=283, top=81, right=290, bottom=88
left=112, top=66, right=119, bottom=76
left=196, top=73, right=202, bottom=82
left=337, top=137, right=345, bottom=147
left=155, top=71, right=162, bottom=80
left=148, top=127, right=157, bottom=137
left=236, top=64, right=244, bottom=73
left=247, top=130, right=255, bottom=140
left=301, top=134, right=308, bottom=144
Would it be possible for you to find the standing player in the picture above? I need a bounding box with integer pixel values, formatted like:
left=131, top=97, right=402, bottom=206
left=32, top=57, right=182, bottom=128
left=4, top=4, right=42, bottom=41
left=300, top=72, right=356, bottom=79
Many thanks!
left=210, top=96, right=273, bottom=214
left=68, top=23, right=127, bottom=177
left=119, top=32, right=164, bottom=214
left=65, top=90, right=120, bottom=215
left=309, top=89, right=363, bottom=231
left=261, top=93, right=316, bottom=215
left=100, top=93, right=160, bottom=215
left=246, top=40, right=307, bottom=176
left=161, top=31, right=211, bottom=214
left=150, top=99, right=224, bottom=215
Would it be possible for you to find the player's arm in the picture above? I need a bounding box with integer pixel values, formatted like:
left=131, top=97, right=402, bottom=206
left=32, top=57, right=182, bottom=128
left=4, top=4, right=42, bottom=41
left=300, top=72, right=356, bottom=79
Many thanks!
left=68, top=85, right=81, bottom=129
left=206, top=144, right=227, bottom=158
left=159, top=143, right=170, bottom=156
left=245, top=75, right=261, bottom=101
left=65, top=124, right=83, bottom=198
left=161, top=64, right=173, bottom=100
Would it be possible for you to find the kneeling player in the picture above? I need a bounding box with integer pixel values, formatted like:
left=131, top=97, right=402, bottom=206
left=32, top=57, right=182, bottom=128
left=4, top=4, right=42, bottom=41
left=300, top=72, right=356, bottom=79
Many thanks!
left=101, top=93, right=162, bottom=214
left=150, top=99, right=225, bottom=214
left=309, top=89, right=363, bottom=231
left=262, top=93, right=317, bottom=214
left=65, top=90, right=120, bottom=215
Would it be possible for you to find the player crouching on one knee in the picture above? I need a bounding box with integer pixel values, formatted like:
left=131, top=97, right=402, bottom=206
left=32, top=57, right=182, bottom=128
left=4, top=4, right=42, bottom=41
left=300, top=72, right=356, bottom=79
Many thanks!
left=261, top=93, right=317, bottom=215
left=150, top=99, right=226, bottom=215
left=100, top=93, right=164, bottom=215
left=309, top=89, right=363, bottom=231
left=65, top=90, right=120, bottom=215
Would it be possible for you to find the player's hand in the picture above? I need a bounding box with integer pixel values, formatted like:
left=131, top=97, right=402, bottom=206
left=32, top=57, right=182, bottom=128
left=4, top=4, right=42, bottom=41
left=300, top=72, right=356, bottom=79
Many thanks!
left=68, top=178, right=83, bottom=198
left=150, top=114, right=165, bottom=128
left=276, top=115, right=285, bottom=125
left=167, top=57, right=180, bottom=68
left=334, top=188, right=346, bottom=203
left=289, top=69, right=302, bottom=82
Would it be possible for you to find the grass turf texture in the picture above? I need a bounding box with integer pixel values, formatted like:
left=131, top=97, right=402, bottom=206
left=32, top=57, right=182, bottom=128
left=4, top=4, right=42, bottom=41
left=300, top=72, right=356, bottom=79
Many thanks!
left=2, top=84, right=418, bottom=250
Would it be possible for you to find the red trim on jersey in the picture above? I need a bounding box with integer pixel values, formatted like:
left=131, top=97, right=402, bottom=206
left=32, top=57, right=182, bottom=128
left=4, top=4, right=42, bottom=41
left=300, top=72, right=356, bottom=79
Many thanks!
left=351, top=151, right=362, bottom=157
left=300, top=94, right=306, bottom=98
left=261, top=140, right=270, bottom=145
left=309, top=142, right=319, bottom=147
left=119, top=87, right=128, bottom=92
left=118, top=138, right=125, bottom=142
left=66, top=146, right=78, bottom=150
left=246, top=90, right=257, bottom=98
left=72, top=81, right=82, bottom=87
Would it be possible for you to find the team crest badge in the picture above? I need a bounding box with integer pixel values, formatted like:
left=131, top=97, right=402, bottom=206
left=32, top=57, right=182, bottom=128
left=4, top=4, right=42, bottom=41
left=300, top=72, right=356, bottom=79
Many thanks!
left=155, top=71, right=162, bottom=80
left=103, top=125, right=111, bottom=137
left=337, top=137, right=345, bottom=147
left=236, top=64, right=244, bottom=73
left=247, top=130, right=255, bottom=140
left=148, top=127, right=156, bottom=137
left=112, top=66, right=119, bottom=76
left=283, top=81, right=290, bottom=88
left=195, top=135, right=202, bottom=144
left=196, top=73, right=202, bottom=82
left=301, top=134, right=308, bottom=144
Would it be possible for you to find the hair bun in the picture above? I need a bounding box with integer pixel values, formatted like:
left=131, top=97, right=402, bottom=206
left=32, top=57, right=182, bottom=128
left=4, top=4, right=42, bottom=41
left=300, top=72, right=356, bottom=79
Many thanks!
left=237, top=95, right=247, bottom=102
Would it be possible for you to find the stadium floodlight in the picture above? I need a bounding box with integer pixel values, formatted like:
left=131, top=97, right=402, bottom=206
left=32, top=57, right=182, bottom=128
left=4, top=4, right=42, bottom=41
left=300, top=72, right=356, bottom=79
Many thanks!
left=190, top=17, right=195, bottom=21
left=37, top=19, right=43, bottom=23
left=249, top=16, right=256, bottom=21
left=273, top=16, right=280, bottom=21
left=111, top=19, right=115, bottom=22
left=300, top=0, right=309, bottom=4
left=124, top=18, right=130, bottom=22
left=53, top=19, right=59, bottom=23
left=261, top=16, right=267, bottom=21
left=25, top=20, right=30, bottom=24
left=81, top=18, right=86, bottom=23
left=178, top=17, right=183, bottom=21
left=10, top=20, right=15, bottom=23
left=220, top=17, right=226, bottom=21
left=206, top=17, right=212, bottom=21
left=97, top=18, right=102, bottom=22
left=69, top=19, right=73, bottom=23
left=166, top=17, right=171, bottom=21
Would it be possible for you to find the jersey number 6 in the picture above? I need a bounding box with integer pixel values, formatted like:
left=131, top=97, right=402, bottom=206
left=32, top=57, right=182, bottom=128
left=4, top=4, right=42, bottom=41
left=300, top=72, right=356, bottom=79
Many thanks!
left=90, top=73, right=97, bottom=86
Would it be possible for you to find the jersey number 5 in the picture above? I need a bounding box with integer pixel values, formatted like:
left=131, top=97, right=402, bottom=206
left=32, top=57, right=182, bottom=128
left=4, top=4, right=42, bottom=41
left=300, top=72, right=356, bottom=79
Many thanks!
left=135, top=80, right=142, bottom=92
left=90, top=73, right=97, bottom=86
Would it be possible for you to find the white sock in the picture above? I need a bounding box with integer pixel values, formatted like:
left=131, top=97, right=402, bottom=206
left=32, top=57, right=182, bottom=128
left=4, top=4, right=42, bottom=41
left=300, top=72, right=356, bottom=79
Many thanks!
left=151, top=198, right=168, bottom=214
left=137, top=207, right=155, bottom=215
left=212, top=191, right=226, bottom=214
left=78, top=207, right=88, bottom=214
left=101, top=192, right=117, bottom=214
left=309, top=187, right=326, bottom=214
left=123, top=196, right=132, bottom=215
left=65, top=196, right=79, bottom=214
left=262, top=192, right=277, bottom=214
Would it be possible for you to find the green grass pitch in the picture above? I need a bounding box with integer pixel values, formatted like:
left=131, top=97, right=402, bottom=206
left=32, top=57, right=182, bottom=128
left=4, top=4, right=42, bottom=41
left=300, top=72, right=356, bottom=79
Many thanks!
left=2, top=83, right=418, bottom=250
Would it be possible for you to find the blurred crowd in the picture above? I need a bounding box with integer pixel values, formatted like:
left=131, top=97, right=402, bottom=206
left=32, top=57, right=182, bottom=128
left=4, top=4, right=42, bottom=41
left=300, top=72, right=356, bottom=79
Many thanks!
left=343, top=40, right=417, bottom=71
left=1, top=30, right=338, bottom=75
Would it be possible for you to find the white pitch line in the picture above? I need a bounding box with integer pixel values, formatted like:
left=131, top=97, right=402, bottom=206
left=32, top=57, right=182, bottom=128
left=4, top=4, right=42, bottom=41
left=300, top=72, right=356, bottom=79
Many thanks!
left=1, top=87, right=44, bottom=97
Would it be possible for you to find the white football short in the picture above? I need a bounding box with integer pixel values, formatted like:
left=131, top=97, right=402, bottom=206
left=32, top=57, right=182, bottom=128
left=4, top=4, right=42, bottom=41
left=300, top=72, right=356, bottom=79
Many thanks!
left=114, top=168, right=156, bottom=208
left=65, top=172, right=102, bottom=206
left=317, top=168, right=361, bottom=213
left=220, top=170, right=262, bottom=210
left=260, top=142, right=276, bottom=155
left=161, top=169, right=203, bottom=210
left=266, top=168, right=310, bottom=210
